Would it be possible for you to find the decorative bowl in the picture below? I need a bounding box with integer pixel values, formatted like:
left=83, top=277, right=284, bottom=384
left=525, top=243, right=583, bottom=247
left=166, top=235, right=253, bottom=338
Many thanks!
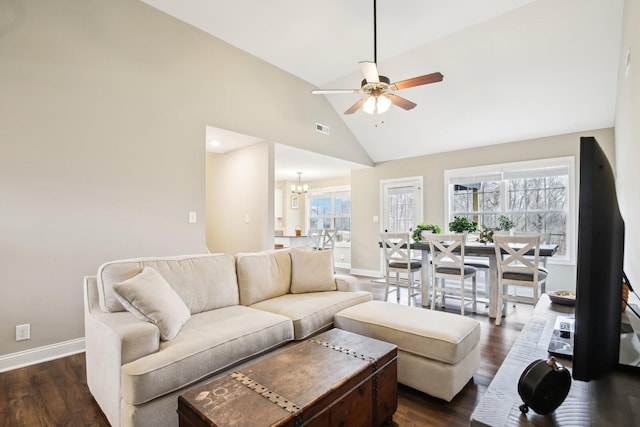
left=548, top=290, right=576, bottom=306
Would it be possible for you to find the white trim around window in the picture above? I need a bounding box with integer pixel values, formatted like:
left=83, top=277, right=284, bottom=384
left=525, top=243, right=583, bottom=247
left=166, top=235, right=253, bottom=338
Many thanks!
left=306, top=185, right=351, bottom=247
left=444, top=157, right=576, bottom=265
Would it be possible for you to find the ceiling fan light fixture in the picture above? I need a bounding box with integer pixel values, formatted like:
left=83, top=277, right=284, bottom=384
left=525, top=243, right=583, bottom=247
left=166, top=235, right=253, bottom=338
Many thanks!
left=363, top=94, right=391, bottom=115
left=311, top=0, right=442, bottom=115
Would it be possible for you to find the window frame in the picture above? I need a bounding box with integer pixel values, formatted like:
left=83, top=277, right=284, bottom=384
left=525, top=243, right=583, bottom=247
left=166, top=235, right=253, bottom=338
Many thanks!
left=306, top=185, right=351, bottom=247
left=444, top=157, right=576, bottom=264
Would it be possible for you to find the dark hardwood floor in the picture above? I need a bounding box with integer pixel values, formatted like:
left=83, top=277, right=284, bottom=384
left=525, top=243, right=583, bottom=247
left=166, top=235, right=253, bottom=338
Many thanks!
left=0, top=352, right=109, bottom=427
left=371, top=279, right=532, bottom=427
left=0, top=279, right=532, bottom=427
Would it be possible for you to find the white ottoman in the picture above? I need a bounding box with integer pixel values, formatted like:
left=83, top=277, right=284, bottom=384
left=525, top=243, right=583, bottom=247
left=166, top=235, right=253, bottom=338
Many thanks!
left=334, top=300, right=481, bottom=402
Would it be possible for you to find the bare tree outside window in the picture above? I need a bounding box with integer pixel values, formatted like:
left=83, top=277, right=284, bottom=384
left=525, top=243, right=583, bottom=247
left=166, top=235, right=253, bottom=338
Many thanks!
left=508, top=175, right=568, bottom=255
left=386, top=188, right=416, bottom=232
left=450, top=172, right=569, bottom=256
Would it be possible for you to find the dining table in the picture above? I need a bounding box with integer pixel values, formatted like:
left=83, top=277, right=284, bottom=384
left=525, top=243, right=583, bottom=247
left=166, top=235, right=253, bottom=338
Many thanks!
left=391, top=240, right=559, bottom=319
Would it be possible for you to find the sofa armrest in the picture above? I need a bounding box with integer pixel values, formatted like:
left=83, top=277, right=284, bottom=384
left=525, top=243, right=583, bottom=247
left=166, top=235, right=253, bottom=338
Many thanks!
left=334, top=274, right=358, bottom=292
left=84, top=276, right=160, bottom=426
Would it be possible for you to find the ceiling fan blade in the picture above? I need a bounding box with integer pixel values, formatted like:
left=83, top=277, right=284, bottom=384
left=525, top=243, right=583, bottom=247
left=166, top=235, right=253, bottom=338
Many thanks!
left=312, top=89, right=361, bottom=94
left=386, top=94, right=417, bottom=111
left=360, top=61, right=379, bottom=84
left=344, top=97, right=369, bottom=115
left=391, top=72, right=444, bottom=90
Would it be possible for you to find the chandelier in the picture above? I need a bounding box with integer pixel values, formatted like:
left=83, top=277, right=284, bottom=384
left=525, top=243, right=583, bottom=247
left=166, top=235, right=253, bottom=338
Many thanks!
left=291, top=172, right=308, bottom=194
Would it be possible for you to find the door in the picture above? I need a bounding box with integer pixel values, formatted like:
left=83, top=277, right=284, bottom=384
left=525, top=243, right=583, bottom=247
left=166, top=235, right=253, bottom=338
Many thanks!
left=380, top=178, right=423, bottom=233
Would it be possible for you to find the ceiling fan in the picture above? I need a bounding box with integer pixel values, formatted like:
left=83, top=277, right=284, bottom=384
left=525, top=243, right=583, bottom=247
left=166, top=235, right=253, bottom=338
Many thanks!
left=312, top=0, right=443, bottom=115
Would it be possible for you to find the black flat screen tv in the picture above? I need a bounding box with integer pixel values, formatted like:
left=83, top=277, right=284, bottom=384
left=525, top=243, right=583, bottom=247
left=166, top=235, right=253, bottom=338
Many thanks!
left=572, top=136, right=625, bottom=381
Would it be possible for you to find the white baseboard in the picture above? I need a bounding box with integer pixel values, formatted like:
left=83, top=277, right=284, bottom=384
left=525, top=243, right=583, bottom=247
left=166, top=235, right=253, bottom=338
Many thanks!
left=349, top=268, right=382, bottom=278
left=0, top=338, right=86, bottom=373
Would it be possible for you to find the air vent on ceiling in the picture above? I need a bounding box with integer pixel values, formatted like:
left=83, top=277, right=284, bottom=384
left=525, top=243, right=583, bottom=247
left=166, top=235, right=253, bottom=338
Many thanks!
left=315, top=123, right=330, bottom=135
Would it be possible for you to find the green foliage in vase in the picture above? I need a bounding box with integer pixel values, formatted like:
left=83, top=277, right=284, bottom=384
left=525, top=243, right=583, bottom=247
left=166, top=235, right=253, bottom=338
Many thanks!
left=498, top=215, right=514, bottom=231
left=477, top=215, right=514, bottom=243
left=477, top=225, right=496, bottom=244
left=412, top=223, right=442, bottom=242
left=448, top=216, right=478, bottom=233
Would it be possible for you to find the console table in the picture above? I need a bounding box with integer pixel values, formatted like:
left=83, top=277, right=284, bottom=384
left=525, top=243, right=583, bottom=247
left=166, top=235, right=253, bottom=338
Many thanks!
left=470, top=294, right=640, bottom=426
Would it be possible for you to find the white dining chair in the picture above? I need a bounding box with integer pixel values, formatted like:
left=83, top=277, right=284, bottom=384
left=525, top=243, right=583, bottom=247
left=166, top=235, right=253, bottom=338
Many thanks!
left=380, top=232, right=422, bottom=305
left=423, top=233, right=477, bottom=316
left=513, top=231, right=552, bottom=269
left=321, top=229, right=337, bottom=251
left=307, top=229, right=323, bottom=250
left=493, top=234, right=548, bottom=325
left=464, top=257, right=489, bottom=301
left=321, top=229, right=338, bottom=271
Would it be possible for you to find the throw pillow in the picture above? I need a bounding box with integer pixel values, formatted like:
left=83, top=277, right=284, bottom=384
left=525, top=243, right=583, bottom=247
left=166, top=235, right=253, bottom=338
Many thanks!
left=113, top=266, right=190, bottom=340
left=290, top=248, right=336, bottom=293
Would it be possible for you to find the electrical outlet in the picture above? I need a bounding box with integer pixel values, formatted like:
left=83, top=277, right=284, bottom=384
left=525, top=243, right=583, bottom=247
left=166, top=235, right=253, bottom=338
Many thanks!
left=16, top=324, right=30, bottom=341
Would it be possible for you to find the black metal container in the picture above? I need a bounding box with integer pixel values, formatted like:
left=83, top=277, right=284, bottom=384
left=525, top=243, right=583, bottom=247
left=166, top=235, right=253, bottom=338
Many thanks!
left=518, top=357, right=572, bottom=415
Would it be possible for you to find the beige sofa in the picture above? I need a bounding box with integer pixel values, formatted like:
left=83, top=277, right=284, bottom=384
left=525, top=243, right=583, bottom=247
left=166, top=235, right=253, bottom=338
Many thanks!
left=83, top=247, right=372, bottom=427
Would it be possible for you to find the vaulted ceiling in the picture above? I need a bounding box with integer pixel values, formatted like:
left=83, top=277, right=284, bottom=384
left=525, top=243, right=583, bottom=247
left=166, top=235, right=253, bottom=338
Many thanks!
left=141, top=0, right=624, bottom=163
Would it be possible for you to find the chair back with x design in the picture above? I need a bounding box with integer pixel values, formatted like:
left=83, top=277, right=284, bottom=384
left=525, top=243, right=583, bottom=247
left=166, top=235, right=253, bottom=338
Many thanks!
left=380, top=232, right=421, bottom=304
left=423, top=233, right=477, bottom=315
left=493, top=234, right=546, bottom=325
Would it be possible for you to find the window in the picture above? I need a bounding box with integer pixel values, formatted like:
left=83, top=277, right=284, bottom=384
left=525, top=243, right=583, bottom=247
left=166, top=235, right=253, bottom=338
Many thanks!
left=445, top=158, right=575, bottom=262
left=308, top=187, right=351, bottom=245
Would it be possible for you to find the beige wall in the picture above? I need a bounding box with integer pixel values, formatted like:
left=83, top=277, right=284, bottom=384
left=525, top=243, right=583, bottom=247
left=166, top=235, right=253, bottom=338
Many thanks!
left=615, top=0, right=640, bottom=286
left=206, top=142, right=273, bottom=254
left=351, top=128, right=615, bottom=291
left=0, top=0, right=368, bottom=357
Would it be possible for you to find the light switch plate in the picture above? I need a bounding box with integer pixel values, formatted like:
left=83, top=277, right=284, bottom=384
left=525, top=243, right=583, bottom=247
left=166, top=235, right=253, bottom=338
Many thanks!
left=16, top=324, right=30, bottom=341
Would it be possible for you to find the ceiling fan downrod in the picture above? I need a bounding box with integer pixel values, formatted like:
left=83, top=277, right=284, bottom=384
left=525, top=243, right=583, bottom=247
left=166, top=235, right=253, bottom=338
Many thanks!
left=373, top=0, right=378, bottom=64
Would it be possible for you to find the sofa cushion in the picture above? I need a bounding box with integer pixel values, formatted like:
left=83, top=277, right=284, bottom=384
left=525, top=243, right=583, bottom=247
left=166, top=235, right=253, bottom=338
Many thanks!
left=120, top=305, right=294, bottom=405
left=97, top=254, right=239, bottom=314
left=236, top=250, right=292, bottom=306
left=113, top=267, right=190, bottom=341
left=290, top=248, right=336, bottom=293
left=250, top=291, right=372, bottom=339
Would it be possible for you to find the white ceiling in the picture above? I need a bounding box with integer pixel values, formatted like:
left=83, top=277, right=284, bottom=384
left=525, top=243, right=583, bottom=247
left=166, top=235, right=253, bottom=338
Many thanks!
left=205, top=125, right=368, bottom=181
left=274, top=144, right=369, bottom=182
left=147, top=0, right=625, bottom=167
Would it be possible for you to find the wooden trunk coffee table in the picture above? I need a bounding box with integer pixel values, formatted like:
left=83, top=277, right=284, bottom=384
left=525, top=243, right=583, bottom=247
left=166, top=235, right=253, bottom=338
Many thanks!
left=177, top=328, right=398, bottom=427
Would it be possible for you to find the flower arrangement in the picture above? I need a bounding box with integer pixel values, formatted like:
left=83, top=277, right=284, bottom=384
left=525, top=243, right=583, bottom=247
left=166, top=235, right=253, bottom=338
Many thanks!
left=411, top=223, right=442, bottom=242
